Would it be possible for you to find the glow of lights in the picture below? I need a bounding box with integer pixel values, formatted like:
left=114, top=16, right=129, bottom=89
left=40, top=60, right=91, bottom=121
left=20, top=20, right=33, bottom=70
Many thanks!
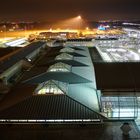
left=27, top=58, right=32, bottom=62
left=50, top=16, right=85, bottom=30
left=86, top=27, right=89, bottom=30
left=49, top=28, right=52, bottom=32
left=0, top=119, right=100, bottom=123
left=5, top=38, right=26, bottom=47
left=78, top=15, right=81, bottom=19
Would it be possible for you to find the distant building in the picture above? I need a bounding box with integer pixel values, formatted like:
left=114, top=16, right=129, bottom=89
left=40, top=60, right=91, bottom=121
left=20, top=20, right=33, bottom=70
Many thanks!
left=93, top=38, right=119, bottom=48
left=66, top=38, right=94, bottom=47
left=38, top=32, right=78, bottom=40
left=123, top=28, right=140, bottom=38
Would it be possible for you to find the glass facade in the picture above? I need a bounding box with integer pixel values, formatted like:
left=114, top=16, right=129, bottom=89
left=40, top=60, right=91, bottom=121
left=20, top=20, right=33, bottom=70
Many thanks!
left=35, top=80, right=68, bottom=95
left=101, top=96, right=138, bottom=119
left=55, top=53, right=73, bottom=60
left=137, top=97, right=140, bottom=120
left=47, top=62, right=71, bottom=72
left=60, top=47, right=74, bottom=53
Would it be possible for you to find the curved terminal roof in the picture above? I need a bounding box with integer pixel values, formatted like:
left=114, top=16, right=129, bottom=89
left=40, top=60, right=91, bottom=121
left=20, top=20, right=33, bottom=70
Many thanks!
left=0, top=41, right=46, bottom=74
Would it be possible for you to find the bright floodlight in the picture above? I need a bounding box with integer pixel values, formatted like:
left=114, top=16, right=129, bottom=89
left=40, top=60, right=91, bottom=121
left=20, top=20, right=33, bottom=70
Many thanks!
left=78, top=15, right=81, bottom=19
left=86, top=27, right=89, bottom=30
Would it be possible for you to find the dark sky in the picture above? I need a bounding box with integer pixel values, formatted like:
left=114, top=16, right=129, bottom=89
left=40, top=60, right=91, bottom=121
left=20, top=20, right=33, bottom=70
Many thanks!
left=0, top=0, right=140, bottom=21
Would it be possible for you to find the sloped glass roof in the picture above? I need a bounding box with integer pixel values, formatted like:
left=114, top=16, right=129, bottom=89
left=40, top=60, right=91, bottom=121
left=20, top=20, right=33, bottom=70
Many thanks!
left=35, top=80, right=68, bottom=95
left=60, top=47, right=75, bottom=53
left=55, top=53, right=73, bottom=60
left=47, top=62, right=71, bottom=72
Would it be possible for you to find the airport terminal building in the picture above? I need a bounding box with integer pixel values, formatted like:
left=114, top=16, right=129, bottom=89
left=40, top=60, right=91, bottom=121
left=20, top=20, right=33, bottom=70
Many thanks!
left=0, top=39, right=140, bottom=130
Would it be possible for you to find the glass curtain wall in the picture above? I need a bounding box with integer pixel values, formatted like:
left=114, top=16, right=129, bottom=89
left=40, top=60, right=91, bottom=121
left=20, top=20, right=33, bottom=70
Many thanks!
left=101, top=96, right=138, bottom=119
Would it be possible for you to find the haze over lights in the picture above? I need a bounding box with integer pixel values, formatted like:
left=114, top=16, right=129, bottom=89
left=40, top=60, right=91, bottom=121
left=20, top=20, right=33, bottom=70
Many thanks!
left=50, top=16, right=86, bottom=30
left=0, top=16, right=125, bottom=39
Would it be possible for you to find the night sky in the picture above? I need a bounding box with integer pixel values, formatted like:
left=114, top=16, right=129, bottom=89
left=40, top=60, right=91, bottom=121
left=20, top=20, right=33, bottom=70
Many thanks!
left=0, top=0, right=140, bottom=21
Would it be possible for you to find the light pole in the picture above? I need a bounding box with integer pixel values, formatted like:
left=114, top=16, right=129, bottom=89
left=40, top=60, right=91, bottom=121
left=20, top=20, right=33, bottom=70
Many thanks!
left=3, top=25, right=6, bottom=40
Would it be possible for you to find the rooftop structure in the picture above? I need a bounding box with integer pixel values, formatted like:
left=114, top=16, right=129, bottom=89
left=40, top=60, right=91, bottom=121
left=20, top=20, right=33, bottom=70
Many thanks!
left=0, top=36, right=140, bottom=138
left=0, top=43, right=105, bottom=124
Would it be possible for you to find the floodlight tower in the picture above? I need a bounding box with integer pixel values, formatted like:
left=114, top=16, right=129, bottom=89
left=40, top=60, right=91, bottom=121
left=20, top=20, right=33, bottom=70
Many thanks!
left=77, top=15, right=82, bottom=31
left=78, top=15, right=82, bottom=19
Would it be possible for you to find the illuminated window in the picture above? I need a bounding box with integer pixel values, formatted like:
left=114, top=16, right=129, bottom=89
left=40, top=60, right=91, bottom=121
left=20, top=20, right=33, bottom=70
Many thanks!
left=101, top=96, right=138, bottom=118
left=47, top=62, right=71, bottom=72
left=60, top=47, right=75, bottom=53
left=55, top=53, right=73, bottom=60
left=35, top=80, right=68, bottom=95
